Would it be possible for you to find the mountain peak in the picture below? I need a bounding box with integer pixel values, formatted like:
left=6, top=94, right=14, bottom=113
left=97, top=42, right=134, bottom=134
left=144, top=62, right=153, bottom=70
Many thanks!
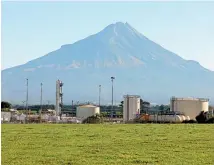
left=109, top=21, right=128, bottom=27
left=114, top=21, right=131, bottom=27
left=97, top=21, right=144, bottom=41
left=2, top=21, right=214, bottom=104
left=102, top=22, right=128, bottom=32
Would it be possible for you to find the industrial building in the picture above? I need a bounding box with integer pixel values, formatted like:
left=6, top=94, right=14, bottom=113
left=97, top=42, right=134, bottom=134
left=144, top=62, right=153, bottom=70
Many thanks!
left=170, top=97, right=209, bottom=120
left=55, top=80, right=63, bottom=116
left=1, top=112, right=12, bottom=122
left=123, top=95, right=140, bottom=122
left=76, top=105, right=100, bottom=119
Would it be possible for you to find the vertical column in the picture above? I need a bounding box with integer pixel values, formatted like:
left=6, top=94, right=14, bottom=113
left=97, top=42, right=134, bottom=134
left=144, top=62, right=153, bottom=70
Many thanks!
left=56, top=80, right=59, bottom=116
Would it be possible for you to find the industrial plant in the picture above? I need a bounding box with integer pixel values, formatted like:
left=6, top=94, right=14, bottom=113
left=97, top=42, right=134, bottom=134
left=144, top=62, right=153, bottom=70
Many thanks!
left=123, top=95, right=140, bottom=122
left=1, top=78, right=214, bottom=124
left=170, top=97, right=209, bottom=120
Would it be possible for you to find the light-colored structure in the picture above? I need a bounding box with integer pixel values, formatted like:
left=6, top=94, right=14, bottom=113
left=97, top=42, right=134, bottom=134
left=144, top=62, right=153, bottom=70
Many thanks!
left=76, top=105, right=100, bottom=119
left=16, top=114, right=26, bottom=121
left=123, top=95, right=140, bottom=122
left=1, top=112, right=12, bottom=122
left=170, top=97, right=209, bottom=120
left=55, top=80, right=63, bottom=116
left=61, top=117, right=82, bottom=123
left=147, top=114, right=189, bottom=123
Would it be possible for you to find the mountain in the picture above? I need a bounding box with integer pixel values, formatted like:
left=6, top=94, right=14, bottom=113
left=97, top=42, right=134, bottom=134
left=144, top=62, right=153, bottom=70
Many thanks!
left=2, top=22, right=214, bottom=105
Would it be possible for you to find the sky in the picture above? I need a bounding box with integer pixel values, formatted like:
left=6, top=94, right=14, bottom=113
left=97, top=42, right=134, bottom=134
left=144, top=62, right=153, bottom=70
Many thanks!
left=2, top=1, right=214, bottom=71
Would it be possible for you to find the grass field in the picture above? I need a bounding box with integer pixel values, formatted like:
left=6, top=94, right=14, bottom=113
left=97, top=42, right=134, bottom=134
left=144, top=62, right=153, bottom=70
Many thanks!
left=2, top=124, right=214, bottom=165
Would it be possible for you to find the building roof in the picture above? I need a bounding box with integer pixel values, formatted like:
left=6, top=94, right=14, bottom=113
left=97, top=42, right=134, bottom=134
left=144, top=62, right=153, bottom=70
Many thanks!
left=123, top=95, right=140, bottom=98
left=78, top=105, right=97, bottom=108
left=171, top=97, right=209, bottom=102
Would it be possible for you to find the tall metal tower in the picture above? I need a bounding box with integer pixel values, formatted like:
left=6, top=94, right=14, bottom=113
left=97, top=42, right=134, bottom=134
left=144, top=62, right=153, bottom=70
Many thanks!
left=99, top=85, right=101, bottom=107
left=40, top=83, right=43, bottom=112
left=26, top=78, right=29, bottom=123
left=56, top=80, right=63, bottom=116
left=40, top=83, right=43, bottom=123
left=111, top=76, right=115, bottom=120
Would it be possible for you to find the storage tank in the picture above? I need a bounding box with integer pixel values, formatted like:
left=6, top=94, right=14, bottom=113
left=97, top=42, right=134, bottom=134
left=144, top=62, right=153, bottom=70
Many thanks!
left=180, top=115, right=186, bottom=121
left=76, top=105, right=100, bottom=119
left=123, top=95, right=140, bottom=122
left=185, top=116, right=190, bottom=121
left=170, top=97, right=209, bottom=120
left=148, top=115, right=184, bottom=123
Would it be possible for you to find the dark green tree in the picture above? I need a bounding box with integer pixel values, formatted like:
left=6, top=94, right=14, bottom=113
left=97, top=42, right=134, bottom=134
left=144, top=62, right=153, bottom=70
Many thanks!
left=119, top=101, right=124, bottom=108
left=196, top=111, right=207, bottom=123
left=140, top=99, right=150, bottom=114
left=159, top=104, right=165, bottom=111
left=101, top=112, right=108, bottom=117
left=116, top=111, right=122, bottom=118
left=82, top=114, right=104, bottom=124
left=1, top=101, right=11, bottom=109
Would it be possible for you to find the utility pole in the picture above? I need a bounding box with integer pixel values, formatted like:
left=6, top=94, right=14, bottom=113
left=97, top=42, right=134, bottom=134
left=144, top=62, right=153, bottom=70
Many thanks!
left=40, top=83, right=43, bottom=111
left=22, top=101, right=25, bottom=110
left=47, top=100, right=50, bottom=109
left=111, top=77, right=115, bottom=120
left=26, top=78, right=29, bottom=123
left=99, top=85, right=101, bottom=107
left=40, top=83, right=43, bottom=123
left=72, top=100, right=74, bottom=117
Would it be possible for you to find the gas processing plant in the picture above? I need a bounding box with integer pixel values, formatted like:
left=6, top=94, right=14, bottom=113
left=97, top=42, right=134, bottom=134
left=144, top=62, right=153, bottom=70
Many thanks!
left=122, top=95, right=210, bottom=123
left=1, top=78, right=213, bottom=124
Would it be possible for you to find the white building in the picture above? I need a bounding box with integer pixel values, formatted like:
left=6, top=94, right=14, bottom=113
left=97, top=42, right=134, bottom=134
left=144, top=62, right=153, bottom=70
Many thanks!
left=123, top=95, right=140, bottom=122
left=170, top=97, right=209, bottom=120
left=1, top=112, right=11, bottom=122
left=16, top=114, right=26, bottom=121
left=76, top=105, right=100, bottom=119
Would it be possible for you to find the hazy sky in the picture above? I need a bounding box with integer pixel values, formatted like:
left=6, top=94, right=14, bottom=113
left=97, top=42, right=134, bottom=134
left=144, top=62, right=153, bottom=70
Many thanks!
left=2, top=2, right=214, bottom=71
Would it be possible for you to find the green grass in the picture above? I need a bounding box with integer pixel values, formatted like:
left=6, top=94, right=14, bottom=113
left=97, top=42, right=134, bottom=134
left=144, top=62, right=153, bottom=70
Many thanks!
left=2, top=124, right=214, bottom=165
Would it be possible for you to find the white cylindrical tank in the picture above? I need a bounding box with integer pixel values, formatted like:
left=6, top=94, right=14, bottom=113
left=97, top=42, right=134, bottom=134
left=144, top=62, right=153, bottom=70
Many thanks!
left=180, top=115, right=186, bottom=121
left=148, top=115, right=184, bottom=123
left=76, top=105, right=100, bottom=119
left=170, top=97, right=209, bottom=120
left=185, top=116, right=190, bottom=121
left=123, top=95, right=140, bottom=122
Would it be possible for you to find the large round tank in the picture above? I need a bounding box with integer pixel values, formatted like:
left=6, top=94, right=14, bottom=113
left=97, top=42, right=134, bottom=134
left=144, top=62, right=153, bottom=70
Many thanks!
left=148, top=115, right=184, bottom=123
left=170, top=97, right=209, bottom=120
left=180, top=115, right=186, bottom=121
left=123, top=95, right=140, bottom=122
left=76, top=105, right=100, bottom=119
